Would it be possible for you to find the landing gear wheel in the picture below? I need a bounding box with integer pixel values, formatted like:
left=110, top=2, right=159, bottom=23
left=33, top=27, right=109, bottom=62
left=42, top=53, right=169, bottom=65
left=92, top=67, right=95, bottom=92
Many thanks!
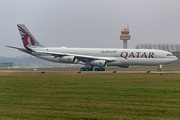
left=157, top=69, right=161, bottom=72
left=80, top=67, right=93, bottom=71
left=100, top=68, right=105, bottom=71
left=80, top=67, right=85, bottom=71
left=94, top=68, right=105, bottom=71
left=89, top=68, right=93, bottom=71
left=86, top=68, right=93, bottom=71
left=94, top=68, right=99, bottom=71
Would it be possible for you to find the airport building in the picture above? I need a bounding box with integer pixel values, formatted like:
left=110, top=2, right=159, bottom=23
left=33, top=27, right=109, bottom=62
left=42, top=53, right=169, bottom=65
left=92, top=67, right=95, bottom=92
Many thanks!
left=0, top=62, right=13, bottom=67
left=135, top=44, right=180, bottom=59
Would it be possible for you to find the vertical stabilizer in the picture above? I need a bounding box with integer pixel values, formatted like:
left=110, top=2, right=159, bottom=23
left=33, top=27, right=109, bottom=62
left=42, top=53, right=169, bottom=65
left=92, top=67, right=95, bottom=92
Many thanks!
left=17, top=24, right=44, bottom=50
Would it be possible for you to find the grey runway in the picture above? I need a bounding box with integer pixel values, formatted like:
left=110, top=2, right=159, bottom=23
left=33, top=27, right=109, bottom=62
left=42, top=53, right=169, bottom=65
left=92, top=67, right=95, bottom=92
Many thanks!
left=0, top=70, right=180, bottom=73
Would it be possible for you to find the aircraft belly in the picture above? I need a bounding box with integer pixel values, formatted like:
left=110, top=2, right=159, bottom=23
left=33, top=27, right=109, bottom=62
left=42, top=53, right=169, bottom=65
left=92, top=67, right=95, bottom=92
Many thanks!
left=127, top=58, right=173, bottom=65
left=154, top=58, right=176, bottom=65
left=107, top=58, right=155, bottom=66
left=122, top=58, right=175, bottom=65
left=107, top=61, right=123, bottom=66
left=116, top=58, right=157, bottom=66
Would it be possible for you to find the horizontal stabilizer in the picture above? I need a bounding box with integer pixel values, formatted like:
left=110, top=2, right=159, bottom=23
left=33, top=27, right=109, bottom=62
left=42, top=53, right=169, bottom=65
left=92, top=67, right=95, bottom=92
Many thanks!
left=5, top=46, right=32, bottom=54
left=5, top=46, right=25, bottom=50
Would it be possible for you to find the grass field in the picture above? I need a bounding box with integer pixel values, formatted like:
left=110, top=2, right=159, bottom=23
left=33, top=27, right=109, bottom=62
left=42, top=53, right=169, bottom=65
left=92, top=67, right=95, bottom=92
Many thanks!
left=1, top=60, right=180, bottom=72
left=0, top=72, right=180, bottom=120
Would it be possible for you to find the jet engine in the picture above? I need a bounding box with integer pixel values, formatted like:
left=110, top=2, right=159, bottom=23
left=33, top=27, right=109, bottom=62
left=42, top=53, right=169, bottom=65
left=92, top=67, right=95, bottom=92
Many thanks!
left=90, top=60, right=106, bottom=67
left=59, top=56, right=75, bottom=63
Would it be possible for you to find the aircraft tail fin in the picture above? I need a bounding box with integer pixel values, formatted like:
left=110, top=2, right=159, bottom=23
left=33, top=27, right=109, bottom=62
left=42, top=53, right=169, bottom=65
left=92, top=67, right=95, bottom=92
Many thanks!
left=17, top=24, right=44, bottom=50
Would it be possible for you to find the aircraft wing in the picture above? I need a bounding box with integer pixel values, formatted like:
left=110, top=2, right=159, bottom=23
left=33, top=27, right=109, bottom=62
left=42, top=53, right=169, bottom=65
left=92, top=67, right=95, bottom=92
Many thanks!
left=35, top=51, right=117, bottom=62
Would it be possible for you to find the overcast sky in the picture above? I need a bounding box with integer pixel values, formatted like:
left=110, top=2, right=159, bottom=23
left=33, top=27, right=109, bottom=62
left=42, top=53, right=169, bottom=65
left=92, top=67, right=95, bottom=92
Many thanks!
left=1, top=0, right=180, bottom=57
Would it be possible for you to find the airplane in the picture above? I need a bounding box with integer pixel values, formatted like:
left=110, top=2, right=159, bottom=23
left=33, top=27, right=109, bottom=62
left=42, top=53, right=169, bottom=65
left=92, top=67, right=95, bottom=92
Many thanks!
left=6, top=24, right=178, bottom=71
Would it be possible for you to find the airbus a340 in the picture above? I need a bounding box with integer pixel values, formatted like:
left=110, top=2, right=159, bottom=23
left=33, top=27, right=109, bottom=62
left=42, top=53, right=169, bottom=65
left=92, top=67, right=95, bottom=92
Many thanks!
left=6, top=24, right=178, bottom=71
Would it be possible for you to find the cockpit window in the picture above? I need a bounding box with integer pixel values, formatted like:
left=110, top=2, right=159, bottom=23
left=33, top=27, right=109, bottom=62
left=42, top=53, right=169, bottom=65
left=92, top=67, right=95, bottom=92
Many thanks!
left=167, top=54, right=173, bottom=56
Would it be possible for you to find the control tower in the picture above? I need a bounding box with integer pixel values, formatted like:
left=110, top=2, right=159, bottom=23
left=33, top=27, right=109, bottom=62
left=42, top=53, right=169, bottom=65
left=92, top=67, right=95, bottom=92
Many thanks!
left=120, top=25, right=131, bottom=49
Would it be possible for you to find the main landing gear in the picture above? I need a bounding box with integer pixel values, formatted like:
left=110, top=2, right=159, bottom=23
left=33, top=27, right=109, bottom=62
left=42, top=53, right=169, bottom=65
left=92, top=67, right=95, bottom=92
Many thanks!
left=157, top=64, right=162, bottom=72
left=80, top=67, right=105, bottom=71
left=80, top=67, right=93, bottom=71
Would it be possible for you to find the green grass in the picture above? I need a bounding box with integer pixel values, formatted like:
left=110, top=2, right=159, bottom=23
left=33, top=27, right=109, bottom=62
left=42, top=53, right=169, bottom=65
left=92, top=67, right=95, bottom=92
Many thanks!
left=1, top=60, right=180, bottom=72
left=0, top=73, right=180, bottom=120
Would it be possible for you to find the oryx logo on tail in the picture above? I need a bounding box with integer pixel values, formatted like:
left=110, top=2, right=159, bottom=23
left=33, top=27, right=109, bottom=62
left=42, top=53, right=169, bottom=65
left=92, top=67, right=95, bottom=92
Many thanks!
left=17, top=24, right=44, bottom=50
left=18, top=25, right=35, bottom=47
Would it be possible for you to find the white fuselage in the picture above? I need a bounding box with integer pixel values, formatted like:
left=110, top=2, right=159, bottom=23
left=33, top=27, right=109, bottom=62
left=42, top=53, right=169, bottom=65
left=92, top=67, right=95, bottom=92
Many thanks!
left=30, top=47, right=178, bottom=66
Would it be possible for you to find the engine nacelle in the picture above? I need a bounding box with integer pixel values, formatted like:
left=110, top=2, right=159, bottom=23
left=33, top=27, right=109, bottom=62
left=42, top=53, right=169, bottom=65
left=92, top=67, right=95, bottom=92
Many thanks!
left=117, top=65, right=130, bottom=68
left=90, top=60, right=106, bottom=67
left=59, top=56, right=75, bottom=63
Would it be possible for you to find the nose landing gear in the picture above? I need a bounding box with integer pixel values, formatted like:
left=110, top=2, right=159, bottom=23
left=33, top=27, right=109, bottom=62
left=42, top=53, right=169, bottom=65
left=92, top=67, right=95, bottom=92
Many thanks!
left=157, top=64, right=162, bottom=72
